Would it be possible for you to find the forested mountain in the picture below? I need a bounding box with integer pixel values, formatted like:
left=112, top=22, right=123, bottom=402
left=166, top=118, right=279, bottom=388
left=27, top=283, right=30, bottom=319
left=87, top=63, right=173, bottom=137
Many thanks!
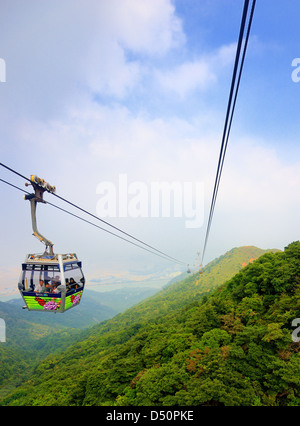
left=0, top=287, right=159, bottom=395
left=1, top=243, right=299, bottom=406
left=0, top=291, right=113, bottom=395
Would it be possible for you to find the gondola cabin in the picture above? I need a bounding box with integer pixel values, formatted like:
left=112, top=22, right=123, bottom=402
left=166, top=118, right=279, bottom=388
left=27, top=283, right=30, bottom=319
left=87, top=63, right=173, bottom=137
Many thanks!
left=18, top=252, right=85, bottom=313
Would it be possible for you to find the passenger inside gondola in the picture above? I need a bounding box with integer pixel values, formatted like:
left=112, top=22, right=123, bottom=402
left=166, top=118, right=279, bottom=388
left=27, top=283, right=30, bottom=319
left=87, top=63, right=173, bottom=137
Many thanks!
left=69, top=277, right=78, bottom=289
left=64, top=263, right=85, bottom=294
left=35, top=279, right=46, bottom=293
left=52, top=283, right=61, bottom=294
left=43, top=275, right=60, bottom=293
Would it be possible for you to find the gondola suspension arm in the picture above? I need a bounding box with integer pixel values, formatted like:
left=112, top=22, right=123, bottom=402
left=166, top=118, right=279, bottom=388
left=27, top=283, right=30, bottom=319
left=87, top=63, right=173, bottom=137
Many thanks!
left=24, top=175, right=56, bottom=255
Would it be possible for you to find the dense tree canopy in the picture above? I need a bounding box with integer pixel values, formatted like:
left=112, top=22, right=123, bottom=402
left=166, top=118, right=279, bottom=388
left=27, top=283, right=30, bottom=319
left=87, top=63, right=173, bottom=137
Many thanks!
left=1, top=242, right=299, bottom=406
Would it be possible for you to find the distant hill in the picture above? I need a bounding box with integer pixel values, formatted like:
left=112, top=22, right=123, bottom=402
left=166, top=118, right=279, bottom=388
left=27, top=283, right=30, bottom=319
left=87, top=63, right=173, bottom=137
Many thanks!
left=2, top=243, right=297, bottom=406
left=94, top=286, right=160, bottom=313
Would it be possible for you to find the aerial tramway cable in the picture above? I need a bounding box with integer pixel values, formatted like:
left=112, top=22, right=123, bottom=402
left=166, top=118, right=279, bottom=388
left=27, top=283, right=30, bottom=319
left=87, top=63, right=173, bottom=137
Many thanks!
left=0, top=173, right=186, bottom=266
left=201, top=0, right=256, bottom=266
left=0, top=162, right=185, bottom=265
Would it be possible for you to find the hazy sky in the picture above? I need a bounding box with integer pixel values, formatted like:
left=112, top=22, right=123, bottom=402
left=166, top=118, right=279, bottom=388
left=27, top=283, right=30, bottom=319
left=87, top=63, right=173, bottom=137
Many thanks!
left=0, top=0, right=299, bottom=297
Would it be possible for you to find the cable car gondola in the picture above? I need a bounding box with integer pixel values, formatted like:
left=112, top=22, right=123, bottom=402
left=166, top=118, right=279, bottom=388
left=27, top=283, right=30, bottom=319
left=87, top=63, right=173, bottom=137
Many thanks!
left=18, top=175, right=85, bottom=313
left=195, top=250, right=203, bottom=275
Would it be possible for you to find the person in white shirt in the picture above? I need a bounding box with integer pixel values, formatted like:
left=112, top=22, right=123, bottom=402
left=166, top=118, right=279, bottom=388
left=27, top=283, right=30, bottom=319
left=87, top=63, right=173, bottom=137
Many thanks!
left=35, top=279, right=46, bottom=293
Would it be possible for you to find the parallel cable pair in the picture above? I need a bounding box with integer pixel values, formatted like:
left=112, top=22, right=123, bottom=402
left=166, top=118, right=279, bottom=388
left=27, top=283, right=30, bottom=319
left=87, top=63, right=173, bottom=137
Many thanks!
left=0, top=166, right=186, bottom=266
left=201, top=0, right=256, bottom=265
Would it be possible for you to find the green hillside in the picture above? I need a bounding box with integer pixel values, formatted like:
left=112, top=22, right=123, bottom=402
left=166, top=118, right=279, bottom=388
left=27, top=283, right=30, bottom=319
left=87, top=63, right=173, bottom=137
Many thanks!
left=115, top=245, right=274, bottom=325
left=1, top=243, right=299, bottom=406
left=0, top=301, right=84, bottom=396
left=0, top=286, right=160, bottom=395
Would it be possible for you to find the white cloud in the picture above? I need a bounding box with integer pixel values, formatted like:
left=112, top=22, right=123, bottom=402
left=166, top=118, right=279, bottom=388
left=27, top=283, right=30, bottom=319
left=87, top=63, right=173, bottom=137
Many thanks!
left=85, top=42, right=141, bottom=98
left=0, top=0, right=185, bottom=115
left=156, top=60, right=216, bottom=97
left=104, top=0, right=185, bottom=55
left=155, top=42, right=236, bottom=98
left=220, top=139, right=300, bottom=213
left=16, top=99, right=300, bottom=227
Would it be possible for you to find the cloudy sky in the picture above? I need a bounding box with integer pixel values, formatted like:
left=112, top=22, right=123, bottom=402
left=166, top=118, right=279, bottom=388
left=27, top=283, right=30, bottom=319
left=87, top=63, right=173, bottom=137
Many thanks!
left=0, top=0, right=299, bottom=297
